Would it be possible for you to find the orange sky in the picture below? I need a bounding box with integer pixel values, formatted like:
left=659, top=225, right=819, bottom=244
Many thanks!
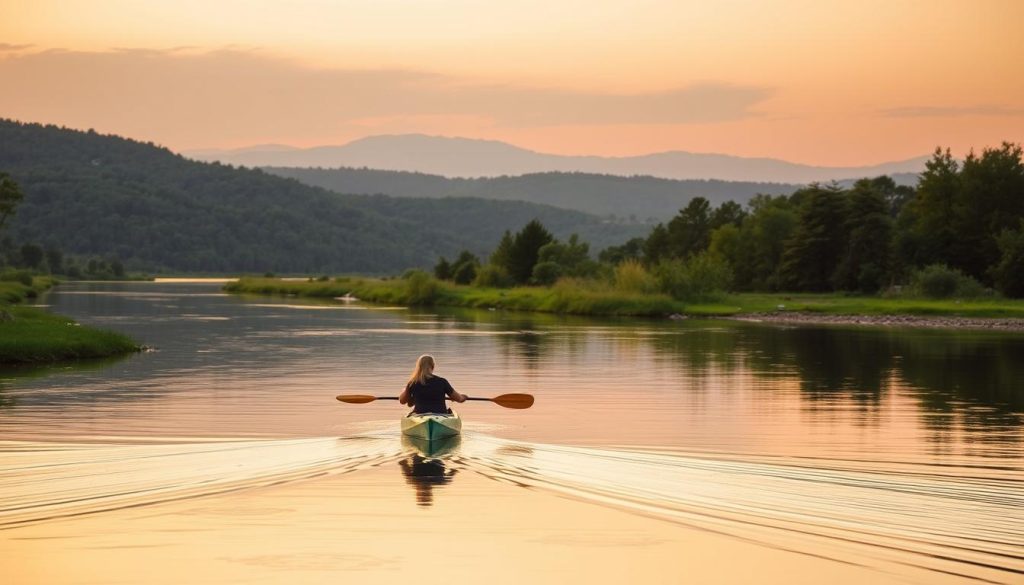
left=1, top=0, right=1022, bottom=165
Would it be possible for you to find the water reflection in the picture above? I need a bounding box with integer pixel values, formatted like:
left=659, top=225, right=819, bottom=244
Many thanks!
left=399, top=435, right=461, bottom=507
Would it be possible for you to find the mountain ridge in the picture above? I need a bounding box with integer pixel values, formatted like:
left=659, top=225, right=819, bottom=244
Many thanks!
left=187, top=134, right=929, bottom=184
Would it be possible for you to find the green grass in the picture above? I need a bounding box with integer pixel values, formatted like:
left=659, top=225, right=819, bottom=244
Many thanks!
left=0, top=276, right=140, bottom=364
left=226, top=277, right=685, bottom=316
left=0, top=305, right=140, bottom=364
left=226, top=277, right=1024, bottom=320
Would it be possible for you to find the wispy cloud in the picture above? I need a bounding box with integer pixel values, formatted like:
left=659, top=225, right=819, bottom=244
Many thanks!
left=0, top=43, right=33, bottom=52
left=0, top=47, right=771, bottom=147
left=880, top=105, right=1024, bottom=118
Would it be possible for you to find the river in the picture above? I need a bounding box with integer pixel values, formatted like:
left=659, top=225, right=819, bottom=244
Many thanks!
left=2, top=281, right=1022, bottom=584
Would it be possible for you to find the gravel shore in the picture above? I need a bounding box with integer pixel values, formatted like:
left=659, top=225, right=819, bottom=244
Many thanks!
left=727, top=312, right=1024, bottom=332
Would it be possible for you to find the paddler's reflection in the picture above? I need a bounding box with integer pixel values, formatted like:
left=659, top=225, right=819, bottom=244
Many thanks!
left=399, top=435, right=461, bottom=507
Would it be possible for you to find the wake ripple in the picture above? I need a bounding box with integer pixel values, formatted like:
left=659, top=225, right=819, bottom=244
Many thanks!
left=457, top=437, right=1024, bottom=584
left=2, top=435, right=1021, bottom=583
left=0, top=437, right=401, bottom=529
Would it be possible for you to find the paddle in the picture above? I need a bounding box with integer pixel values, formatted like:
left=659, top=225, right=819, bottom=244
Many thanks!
left=335, top=393, right=534, bottom=409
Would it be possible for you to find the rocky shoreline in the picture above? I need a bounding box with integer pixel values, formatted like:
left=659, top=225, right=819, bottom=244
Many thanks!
left=727, top=312, right=1024, bottom=332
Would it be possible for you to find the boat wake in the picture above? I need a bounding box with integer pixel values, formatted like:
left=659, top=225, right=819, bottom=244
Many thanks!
left=0, top=437, right=401, bottom=529
left=2, top=434, right=1021, bottom=583
left=457, top=436, right=1024, bottom=584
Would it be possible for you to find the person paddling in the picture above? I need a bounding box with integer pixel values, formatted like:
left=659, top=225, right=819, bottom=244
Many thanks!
left=399, top=354, right=467, bottom=414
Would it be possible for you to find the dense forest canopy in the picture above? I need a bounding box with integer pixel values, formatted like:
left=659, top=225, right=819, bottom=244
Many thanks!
left=601, top=146, right=1024, bottom=297
left=0, top=119, right=645, bottom=273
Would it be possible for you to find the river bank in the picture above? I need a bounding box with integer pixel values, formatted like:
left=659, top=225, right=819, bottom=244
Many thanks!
left=224, top=276, right=1024, bottom=329
left=0, top=277, right=140, bottom=364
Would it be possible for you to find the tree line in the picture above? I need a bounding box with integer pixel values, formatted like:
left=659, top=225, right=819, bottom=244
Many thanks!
left=435, top=143, right=1024, bottom=299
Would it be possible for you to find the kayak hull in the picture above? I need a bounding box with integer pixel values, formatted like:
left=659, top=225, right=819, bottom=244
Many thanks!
left=401, top=412, right=462, bottom=441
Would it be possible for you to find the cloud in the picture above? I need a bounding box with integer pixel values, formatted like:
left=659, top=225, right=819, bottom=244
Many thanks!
left=0, top=47, right=771, bottom=147
left=0, top=43, right=33, bottom=52
left=880, top=105, right=1024, bottom=118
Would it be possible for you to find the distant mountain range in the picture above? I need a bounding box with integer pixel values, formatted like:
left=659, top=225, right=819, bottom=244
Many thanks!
left=264, top=167, right=805, bottom=221
left=187, top=134, right=928, bottom=184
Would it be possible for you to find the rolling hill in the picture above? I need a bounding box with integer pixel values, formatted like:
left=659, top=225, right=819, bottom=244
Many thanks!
left=0, top=120, right=646, bottom=273
left=264, top=167, right=806, bottom=221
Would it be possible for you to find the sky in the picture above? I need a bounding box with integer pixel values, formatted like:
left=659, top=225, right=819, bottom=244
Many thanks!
left=1, top=0, right=1022, bottom=165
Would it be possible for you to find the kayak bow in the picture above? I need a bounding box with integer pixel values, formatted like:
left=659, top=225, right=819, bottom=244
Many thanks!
left=401, top=411, right=462, bottom=441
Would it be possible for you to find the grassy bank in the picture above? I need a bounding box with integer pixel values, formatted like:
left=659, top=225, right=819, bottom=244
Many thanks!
left=225, top=276, right=1024, bottom=320
left=226, top=277, right=683, bottom=316
left=0, top=277, right=140, bottom=364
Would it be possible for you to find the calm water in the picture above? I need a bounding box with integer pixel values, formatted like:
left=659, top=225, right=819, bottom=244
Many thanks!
left=2, top=281, right=1023, bottom=583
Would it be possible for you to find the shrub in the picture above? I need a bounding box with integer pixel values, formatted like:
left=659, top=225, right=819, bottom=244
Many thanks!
left=0, top=269, right=34, bottom=287
left=910, top=264, right=985, bottom=299
left=452, top=261, right=478, bottom=285
left=403, top=270, right=439, bottom=305
left=653, top=252, right=733, bottom=301
left=531, top=261, right=562, bottom=286
left=473, top=264, right=513, bottom=288
left=993, top=221, right=1024, bottom=298
left=613, top=259, right=657, bottom=294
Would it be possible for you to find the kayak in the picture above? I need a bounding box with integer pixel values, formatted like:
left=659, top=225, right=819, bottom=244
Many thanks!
left=401, top=411, right=462, bottom=441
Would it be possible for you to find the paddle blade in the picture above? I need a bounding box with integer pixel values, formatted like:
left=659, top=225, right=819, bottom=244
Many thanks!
left=336, top=394, right=377, bottom=404
left=491, top=393, right=534, bottom=409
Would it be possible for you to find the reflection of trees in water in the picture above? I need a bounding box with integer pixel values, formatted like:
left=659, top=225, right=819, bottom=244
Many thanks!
left=399, top=436, right=461, bottom=507
left=644, top=322, right=1024, bottom=445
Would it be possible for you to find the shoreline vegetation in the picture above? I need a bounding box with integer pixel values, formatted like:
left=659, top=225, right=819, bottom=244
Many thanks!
left=223, top=277, right=1024, bottom=332
left=0, top=276, right=141, bottom=364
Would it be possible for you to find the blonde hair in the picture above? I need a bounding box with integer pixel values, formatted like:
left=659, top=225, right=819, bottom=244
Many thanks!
left=407, top=354, right=435, bottom=387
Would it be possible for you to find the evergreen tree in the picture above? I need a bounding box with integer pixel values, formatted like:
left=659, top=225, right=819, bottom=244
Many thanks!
left=832, top=180, right=893, bottom=293
left=905, top=148, right=960, bottom=268
left=779, top=185, right=848, bottom=291
left=665, top=197, right=712, bottom=258
left=642, top=224, right=670, bottom=265
left=507, top=220, right=554, bottom=284
left=490, top=230, right=514, bottom=270
left=433, top=256, right=452, bottom=280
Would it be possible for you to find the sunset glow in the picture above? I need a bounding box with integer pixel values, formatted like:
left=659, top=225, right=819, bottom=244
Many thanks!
left=2, top=0, right=1022, bottom=164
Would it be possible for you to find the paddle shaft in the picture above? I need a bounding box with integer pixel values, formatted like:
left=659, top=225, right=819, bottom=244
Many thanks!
left=336, top=392, right=533, bottom=409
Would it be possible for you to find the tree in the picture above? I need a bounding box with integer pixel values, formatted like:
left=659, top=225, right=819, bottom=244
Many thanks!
left=642, top=224, right=670, bottom=265
left=730, top=194, right=798, bottom=290
left=507, top=220, right=554, bottom=284
left=0, top=172, right=24, bottom=230
left=832, top=180, right=893, bottom=293
left=490, top=231, right=514, bottom=270
left=536, top=233, right=595, bottom=278
left=598, top=237, right=644, bottom=265
left=20, top=243, right=44, bottom=270
left=710, top=200, right=747, bottom=230
left=434, top=257, right=452, bottom=280
left=665, top=197, right=712, bottom=259
left=904, top=148, right=960, bottom=269
left=992, top=220, right=1024, bottom=298
left=45, top=246, right=64, bottom=275
left=779, top=185, right=848, bottom=291
left=452, top=261, right=478, bottom=285
left=949, top=142, right=1024, bottom=283
left=449, top=250, right=480, bottom=284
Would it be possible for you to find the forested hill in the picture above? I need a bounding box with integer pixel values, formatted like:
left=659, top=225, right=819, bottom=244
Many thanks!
left=265, top=166, right=805, bottom=221
left=0, top=120, right=646, bottom=273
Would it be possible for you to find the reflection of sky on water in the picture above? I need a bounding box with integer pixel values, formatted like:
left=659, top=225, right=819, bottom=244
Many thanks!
left=0, top=281, right=1020, bottom=467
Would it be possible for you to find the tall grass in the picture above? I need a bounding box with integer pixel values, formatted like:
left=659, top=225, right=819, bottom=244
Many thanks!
left=225, top=276, right=1024, bottom=320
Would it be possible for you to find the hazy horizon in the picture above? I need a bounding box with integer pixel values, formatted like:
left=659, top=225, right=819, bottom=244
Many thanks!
left=1, top=1, right=1022, bottom=166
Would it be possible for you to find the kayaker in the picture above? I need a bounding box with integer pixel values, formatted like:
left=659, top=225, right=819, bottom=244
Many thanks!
left=399, top=354, right=467, bottom=414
